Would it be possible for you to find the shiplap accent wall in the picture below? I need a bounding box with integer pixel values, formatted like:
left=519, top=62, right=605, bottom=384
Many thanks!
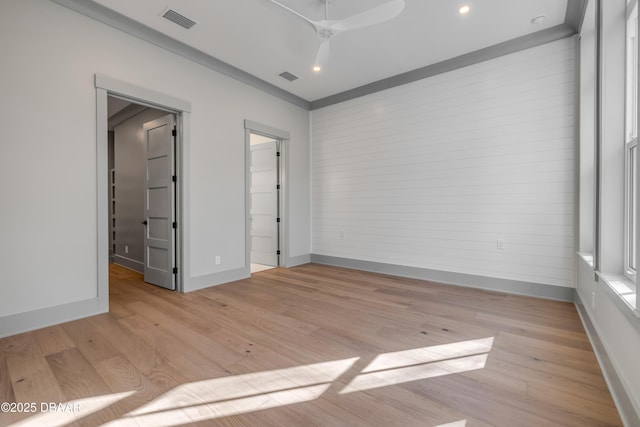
left=311, top=38, right=576, bottom=288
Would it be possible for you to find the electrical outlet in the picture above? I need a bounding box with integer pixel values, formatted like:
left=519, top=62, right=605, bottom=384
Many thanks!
left=215, top=256, right=221, bottom=265
left=496, top=240, right=505, bottom=250
left=125, top=245, right=129, bottom=254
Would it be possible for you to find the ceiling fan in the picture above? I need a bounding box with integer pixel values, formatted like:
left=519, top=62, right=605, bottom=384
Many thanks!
left=269, top=0, right=406, bottom=72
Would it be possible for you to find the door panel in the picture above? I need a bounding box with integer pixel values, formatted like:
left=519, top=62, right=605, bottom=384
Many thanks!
left=143, top=114, right=175, bottom=290
left=250, top=140, right=279, bottom=266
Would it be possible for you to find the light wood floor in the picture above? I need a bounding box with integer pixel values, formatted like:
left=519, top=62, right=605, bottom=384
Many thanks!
left=0, top=263, right=622, bottom=426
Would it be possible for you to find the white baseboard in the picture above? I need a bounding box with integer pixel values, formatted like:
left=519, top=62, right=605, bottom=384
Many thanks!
left=310, top=254, right=576, bottom=302
left=285, top=254, right=311, bottom=267
left=0, top=297, right=105, bottom=339
left=113, top=255, right=143, bottom=273
left=186, top=267, right=249, bottom=292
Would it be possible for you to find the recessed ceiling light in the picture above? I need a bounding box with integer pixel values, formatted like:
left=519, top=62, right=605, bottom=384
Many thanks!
left=313, top=65, right=321, bottom=73
left=459, top=5, right=470, bottom=15
left=531, top=15, right=546, bottom=25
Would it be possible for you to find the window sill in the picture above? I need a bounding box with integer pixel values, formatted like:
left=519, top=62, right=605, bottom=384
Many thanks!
left=578, top=253, right=639, bottom=318
left=597, top=272, right=638, bottom=317
left=579, top=252, right=594, bottom=268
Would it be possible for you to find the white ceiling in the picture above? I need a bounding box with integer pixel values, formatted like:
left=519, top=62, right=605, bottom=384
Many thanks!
left=91, top=0, right=570, bottom=102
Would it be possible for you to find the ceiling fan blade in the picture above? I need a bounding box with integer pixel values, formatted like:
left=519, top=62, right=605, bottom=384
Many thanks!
left=269, top=0, right=320, bottom=31
left=314, top=39, right=330, bottom=70
left=331, top=0, right=405, bottom=32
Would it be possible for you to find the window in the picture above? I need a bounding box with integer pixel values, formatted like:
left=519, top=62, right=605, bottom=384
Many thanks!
left=625, top=2, right=638, bottom=280
left=627, top=143, right=637, bottom=274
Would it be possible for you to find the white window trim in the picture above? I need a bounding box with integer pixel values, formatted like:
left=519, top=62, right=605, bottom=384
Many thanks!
left=597, top=271, right=639, bottom=317
left=624, top=138, right=637, bottom=281
left=624, top=2, right=639, bottom=282
left=579, top=253, right=639, bottom=317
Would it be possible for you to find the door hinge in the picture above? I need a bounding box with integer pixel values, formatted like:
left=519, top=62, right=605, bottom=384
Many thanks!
left=172, top=175, right=177, bottom=183
left=276, top=151, right=280, bottom=157
left=277, top=250, right=281, bottom=255
left=172, top=222, right=177, bottom=229
left=276, top=184, right=280, bottom=189
left=173, top=267, right=178, bottom=274
left=172, top=127, right=177, bottom=137
left=276, top=218, right=280, bottom=223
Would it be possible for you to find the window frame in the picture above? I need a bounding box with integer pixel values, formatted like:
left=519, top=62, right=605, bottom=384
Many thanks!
left=624, top=1, right=639, bottom=281
left=625, top=139, right=637, bottom=279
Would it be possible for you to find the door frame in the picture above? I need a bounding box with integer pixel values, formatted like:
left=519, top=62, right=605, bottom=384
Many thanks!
left=244, top=120, right=289, bottom=273
left=96, top=74, right=191, bottom=310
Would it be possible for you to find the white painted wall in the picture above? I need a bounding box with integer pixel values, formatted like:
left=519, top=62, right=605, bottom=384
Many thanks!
left=0, top=0, right=310, bottom=324
left=312, top=38, right=576, bottom=288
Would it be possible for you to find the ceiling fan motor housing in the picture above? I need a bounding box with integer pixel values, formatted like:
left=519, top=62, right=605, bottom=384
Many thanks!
left=318, top=28, right=334, bottom=39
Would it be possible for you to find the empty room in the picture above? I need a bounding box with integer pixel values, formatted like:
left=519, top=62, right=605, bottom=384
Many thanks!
left=1, top=0, right=639, bottom=425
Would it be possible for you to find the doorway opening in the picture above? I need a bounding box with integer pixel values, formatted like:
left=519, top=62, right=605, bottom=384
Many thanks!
left=107, top=97, right=179, bottom=290
left=97, top=75, right=190, bottom=311
left=244, top=121, right=290, bottom=275
left=249, top=133, right=280, bottom=273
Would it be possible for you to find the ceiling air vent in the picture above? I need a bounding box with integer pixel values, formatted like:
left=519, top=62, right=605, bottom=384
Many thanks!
left=279, top=71, right=299, bottom=82
left=162, top=9, right=196, bottom=29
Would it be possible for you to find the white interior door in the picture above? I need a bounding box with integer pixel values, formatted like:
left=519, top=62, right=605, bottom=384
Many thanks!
left=250, top=140, right=279, bottom=266
left=143, top=114, right=176, bottom=290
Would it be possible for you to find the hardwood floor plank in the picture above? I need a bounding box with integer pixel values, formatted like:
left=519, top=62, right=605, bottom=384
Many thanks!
left=2, top=333, right=67, bottom=423
left=186, top=299, right=356, bottom=365
left=402, top=373, right=597, bottom=427
left=108, top=291, right=138, bottom=320
left=110, top=277, right=223, bottom=338
left=117, top=313, right=235, bottom=381
left=356, top=384, right=491, bottom=427
left=488, top=346, right=611, bottom=392
left=87, top=313, right=168, bottom=374
left=32, top=324, right=76, bottom=356
left=474, top=311, right=593, bottom=351
left=3, top=334, right=67, bottom=404
left=46, top=347, right=122, bottom=425
left=495, top=331, right=604, bottom=374
left=526, top=380, right=622, bottom=425
left=61, top=319, right=121, bottom=365
left=0, top=263, right=623, bottom=426
left=92, top=355, right=175, bottom=423
left=436, top=290, right=585, bottom=332
left=277, top=397, right=373, bottom=427
left=0, top=347, right=17, bottom=426
left=46, top=348, right=112, bottom=398
left=323, top=383, right=436, bottom=426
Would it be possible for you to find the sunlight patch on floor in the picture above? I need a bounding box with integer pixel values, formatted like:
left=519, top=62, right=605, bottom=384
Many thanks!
left=340, top=337, right=494, bottom=394
left=106, top=358, right=359, bottom=426
left=340, top=354, right=488, bottom=394
left=11, top=391, right=135, bottom=427
left=362, top=337, right=494, bottom=373
left=434, top=420, right=467, bottom=427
